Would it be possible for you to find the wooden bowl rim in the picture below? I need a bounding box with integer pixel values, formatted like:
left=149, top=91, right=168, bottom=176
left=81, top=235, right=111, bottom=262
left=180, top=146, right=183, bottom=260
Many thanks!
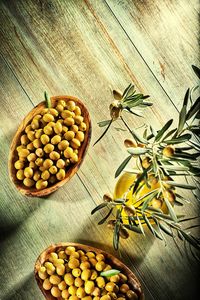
left=34, top=242, right=145, bottom=300
left=8, top=95, right=91, bottom=197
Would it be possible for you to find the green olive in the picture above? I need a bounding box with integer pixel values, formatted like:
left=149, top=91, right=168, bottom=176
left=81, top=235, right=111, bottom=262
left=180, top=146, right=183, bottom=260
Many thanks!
left=43, top=113, right=54, bottom=123
left=64, top=131, right=75, bottom=141
left=40, top=134, right=50, bottom=145
left=74, top=115, right=83, bottom=125
left=89, top=258, right=97, bottom=267
left=44, top=143, right=54, bottom=154
left=68, top=285, right=77, bottom=296
left=14, top=160, right=24, bottom=170
left=80, top=261, right=90, bottom=270
left=51, top=286, right=61, bottom=297
left=85, top=281, right=95, bottom=294
left=18, top=148, right=30, bottom=158
left=92, top=287, right=101, bottom=297
left=61, top=110, right=73, bottom=119
left=63, top=147, right=73, bottom=158
left=41, top=170, right=50, bottom=180
left=70, top=124, right=79, bottom=133
left=79, top=122, right=87, bottom=131
left=64, top=117, right=75, bottom=126
left=35, top=157, right=44, bottom=166
left=49, top=151, right=60, bottom=160
left=62, top=289, right=70, bottom=299
left=109, top=275, right=120, bottom=283
left=38, top=270, right=48, bottom=280
left=25, top=124, right=32, bottom=133
left=90, top=270, right=98, bottom=280
left=41, top=108, right=49, bottom=115
left=35, top=129, right=43, bottom=139
left=66, top=100, right=76, bottom=111
left=105, top=282, right=118, bottom=293
left=27, top=142, right=34, bottom=151
left=49, top=274, right=61, bottom=285
left=126, top=290, right=138, bottom=300
left=58, top=280, right=67, bottom=291
left=23, top=178, right=35, bottom=187
left=95, top=261, right=106, bottom=272
left=43, top=159, right=53, bottom=169
left=62, top=125, right=68, bottom=133
left=24, top=167, right=33, bottom=178
left=70, top=153, right=78, bottom=164
left=33, top=170, right=41, bottom=181
left=82, top=296, right=93, bottom=300
left=49, top=108, right=59, bottom=117
left=96, top=277, right=105, bottom=289
left=27, top=131, right=35, bottom=141
left=74, top=106, right=81, bottom=116
left=74, top=277, right=84, bottom=288
left=70, top=138, right=81, bottom=149
left=58, top=250, right=67, bottom=259
left=35, top=148, right=44, bottom=157
left=49, top=165, right=58, bottom=175
left=31, top=119, right=39, bottom=130
left=56, top=264, right=65, bottom=276
left=58, top=100, right=66, bottom=107
left=33, top=138, right=42, bottom=148
left=81, top=269, right=91, bottom=281
left=68, top=258, right=80, bottom=269
left=56, top=159, right=65, bottom=169
left=96, top=254, right=105, bottom=261
left=119, top=274, right=127, bottom=283
left=72, top=268, right=81, bottom=278
left=51, top=135, right=61, bottom=145
left=36, top=179, right=48, bottom=190
left=29, top=161, right=36, bottom=169
left=33, top=114, right=42, bottom=121
left=54, top=122, right=62, bottom=134
left=76, top=131, right=85, bottom=142
left=16, top=169, right=25, bottom=180
left=56, top=169, right=65, bottom=180
left=43, top=278, right=52, bottom=290
left=120, top=284, right=129, bottom=293
left=56, top=104, right=64, bottom=112
left=44, top=262, right=56, bottom=275
left=76, top=287, right=86, bottom=298
left=57, top=119, right=64, bottom=124
left=43, top=125, right=53, bottom=135
left=58, top=140, right=69, bottom=150
left=20, top=134, right=29, bottom=145
left=64, top=273, right=74, bottom=286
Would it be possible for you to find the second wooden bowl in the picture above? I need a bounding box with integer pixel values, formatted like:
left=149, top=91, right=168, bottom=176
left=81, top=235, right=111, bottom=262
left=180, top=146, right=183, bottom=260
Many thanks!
left=8, top=95, right=91, bottom=197
left=35, top=242, right=145, bottom=300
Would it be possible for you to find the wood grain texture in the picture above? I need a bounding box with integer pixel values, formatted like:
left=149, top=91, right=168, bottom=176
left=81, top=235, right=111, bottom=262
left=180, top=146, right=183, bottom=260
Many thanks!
left=106, top=0, right=199, bottom=107
left=9, top=95, right=91, bottom=197
left=0, top=1, right=199, bottom=300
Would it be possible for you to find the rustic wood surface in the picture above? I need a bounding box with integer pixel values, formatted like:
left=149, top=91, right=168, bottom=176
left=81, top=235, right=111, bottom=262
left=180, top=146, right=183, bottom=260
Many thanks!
left=0, top=1, right=199, bottom=300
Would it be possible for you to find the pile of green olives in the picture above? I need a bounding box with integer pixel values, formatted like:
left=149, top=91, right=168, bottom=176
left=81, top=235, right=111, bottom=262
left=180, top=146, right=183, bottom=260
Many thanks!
left=14, top=100, right=87, bottom=189
left=38, top=246, right=139, bottom=300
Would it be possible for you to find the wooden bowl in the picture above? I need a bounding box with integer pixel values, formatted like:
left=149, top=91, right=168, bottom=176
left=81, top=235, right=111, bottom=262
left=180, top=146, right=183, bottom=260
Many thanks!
left=34, top=242, right=145, bottom=300
left=8, top=96, right=91, bottom=197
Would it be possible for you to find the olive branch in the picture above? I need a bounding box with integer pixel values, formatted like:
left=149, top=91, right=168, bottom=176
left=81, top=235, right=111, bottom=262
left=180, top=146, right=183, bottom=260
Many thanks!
left=92, top=65, right=200, bottom=259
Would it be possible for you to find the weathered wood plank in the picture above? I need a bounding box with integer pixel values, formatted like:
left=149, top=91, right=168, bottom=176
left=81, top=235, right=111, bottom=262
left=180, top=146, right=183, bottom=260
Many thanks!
left=106, top=0, right=199, bottom=107
left=0, top=1, right=199, bottom=299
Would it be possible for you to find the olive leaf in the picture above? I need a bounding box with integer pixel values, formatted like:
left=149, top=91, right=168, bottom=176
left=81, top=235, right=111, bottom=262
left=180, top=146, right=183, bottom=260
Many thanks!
left=98, top=208, right=113, bottom=225
left=186, top=97, right=200, bottom=120
left=113, top=221, right=120, bottom=250
left=192, top=65, right=200, bottom=79
left=163, top=181, right=196, bottom=190
left=123, top=224, right=143, bottom=234
left=98, top=120, right=112, bottom=127
left=44, top=91, right=51, bottom=108
left=158, top=222, right=174, bottom=237
left=164, top=133, right=192, bottom=144
left=115, top=155, right=132, bottom=178
left=141, top=190, right=159, bottom=212
left=100, top=269, right=120, bottom=277
left=91, top=203, right=108, bottom=215
left=127, top=147, right=149, bottom=155
left=163, top=197, right=178, bottom=222
left=155, top=119, right=173, bottom=142
left=93, top=119, right=113, bottom=146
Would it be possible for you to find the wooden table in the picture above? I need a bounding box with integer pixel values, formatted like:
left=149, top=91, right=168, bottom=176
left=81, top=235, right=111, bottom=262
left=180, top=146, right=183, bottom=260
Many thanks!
left=0, top=1, right=199, bottom=299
